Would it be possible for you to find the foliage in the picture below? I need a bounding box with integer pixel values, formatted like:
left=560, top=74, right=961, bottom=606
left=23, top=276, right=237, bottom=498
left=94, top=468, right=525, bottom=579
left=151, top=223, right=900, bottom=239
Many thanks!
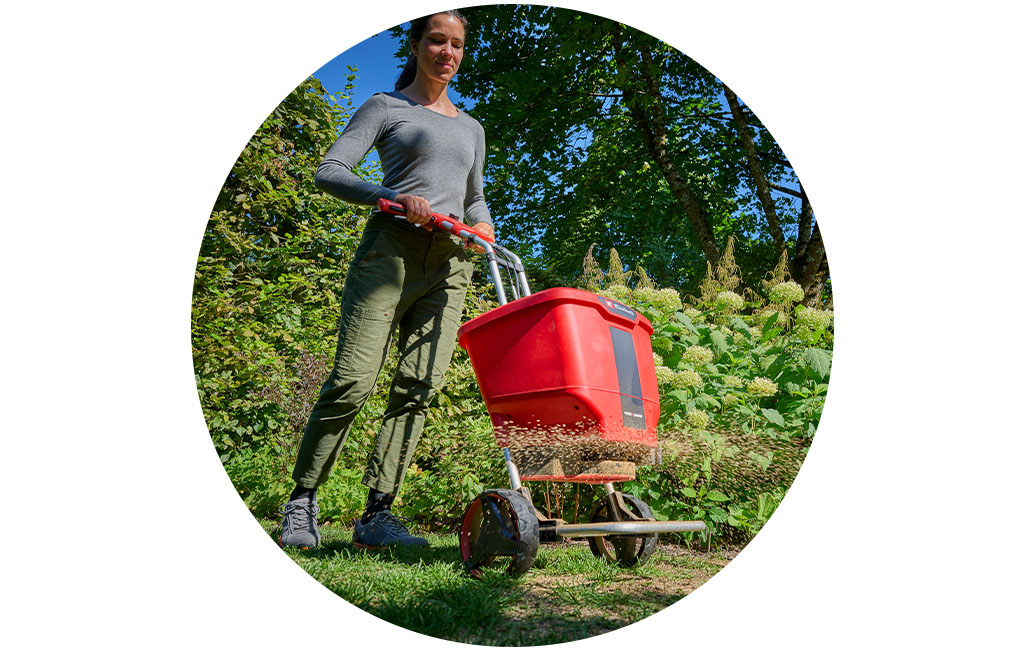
left=408, top=5, right=826, bottom=299
left=584, top=246, right=831, bottom=543
left=193, top=71, right=829, bottom=549
left=192, top=74, right=383, bottom=516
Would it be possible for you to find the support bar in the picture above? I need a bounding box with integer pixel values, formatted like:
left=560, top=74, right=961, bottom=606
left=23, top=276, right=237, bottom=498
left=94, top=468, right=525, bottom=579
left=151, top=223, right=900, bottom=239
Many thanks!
left=502, top=448, right=522, bottom=491
left=554, top=520, right=707, bottom=538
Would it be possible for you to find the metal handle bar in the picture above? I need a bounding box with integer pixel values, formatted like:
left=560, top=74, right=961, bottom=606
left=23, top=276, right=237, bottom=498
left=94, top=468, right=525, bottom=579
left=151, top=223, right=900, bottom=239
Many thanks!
left=375, top=198, right=530, bottom=306
left=376, top=198, right=495, bottom=243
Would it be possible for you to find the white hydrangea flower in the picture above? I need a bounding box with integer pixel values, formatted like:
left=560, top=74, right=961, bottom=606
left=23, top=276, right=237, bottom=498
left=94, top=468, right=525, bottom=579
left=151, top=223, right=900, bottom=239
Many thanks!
left=723, top=375, right=744, bottom=388
left=686, top=409, right=710, bottom=430
left=716, top=291, right=744, bottom=313
left=769, top=281, right=805, bottom=304
left=655, top=365, right=676, bottom=388
left=655, top=288, right=683, bottom=313
left=722, top=394, right=740, bottom=407
left=683, top=307, right=704, bottom=323
left=682, top=345, right=713, bottom=365
left=632, top=286, right=658, bottom=305
left=796, top=307, right=834, bottom=330
left=676, top=369, right=703, bottom=390
left=600, top=284, right=632, bottom=303
left=747, top=376, right=779, bottom=397
left=652, top=352, right=664, bottom=367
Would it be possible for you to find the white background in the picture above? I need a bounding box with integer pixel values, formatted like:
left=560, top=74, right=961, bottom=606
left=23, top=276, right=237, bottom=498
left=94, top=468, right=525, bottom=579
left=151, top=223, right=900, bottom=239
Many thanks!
left=3, top=1, right=1022, bottom=647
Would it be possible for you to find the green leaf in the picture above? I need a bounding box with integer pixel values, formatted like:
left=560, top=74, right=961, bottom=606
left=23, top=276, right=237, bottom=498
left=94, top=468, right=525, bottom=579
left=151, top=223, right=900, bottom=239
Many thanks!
left=761, top=327, right=783, bottom=342
left=761, top=408, right=785, bottom=426
left=668, top=389, right=690, bottom=402
left=710, top=329, right=729, bottom=354
left=675, top=312, right=700, bottom=335
left=759, top=354, right=779, bottom=373
left=664, top=344, right=683, bottom=369
left=805, top=348, right=833, bottom=379
left=729, top=317, right=751, bottom=338
left=707, top=490, right=730, bottom=502
left=682, top=487, right=697, bottom=498
left=696, top=393, right=721, bottom=409
left=747, top=450, right=774, bottom=471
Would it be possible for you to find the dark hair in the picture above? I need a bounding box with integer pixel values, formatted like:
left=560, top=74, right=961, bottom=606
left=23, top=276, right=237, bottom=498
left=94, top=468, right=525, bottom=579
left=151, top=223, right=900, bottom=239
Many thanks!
left=394, top=10, right=470, bottom=91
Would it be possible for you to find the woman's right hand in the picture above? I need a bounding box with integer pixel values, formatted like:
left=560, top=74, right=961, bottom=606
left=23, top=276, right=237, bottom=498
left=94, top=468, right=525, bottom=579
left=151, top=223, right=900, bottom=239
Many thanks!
left=394, top=193, right=432, bottom=225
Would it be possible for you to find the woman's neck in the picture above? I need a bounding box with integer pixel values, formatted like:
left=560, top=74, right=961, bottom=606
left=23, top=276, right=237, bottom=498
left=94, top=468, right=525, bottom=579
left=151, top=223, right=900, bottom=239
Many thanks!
left=399, top=77, right=456, bottom=115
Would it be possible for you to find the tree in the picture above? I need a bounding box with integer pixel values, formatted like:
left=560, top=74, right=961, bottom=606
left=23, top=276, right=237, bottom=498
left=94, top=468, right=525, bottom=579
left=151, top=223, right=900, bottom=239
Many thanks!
left=435, top=6, right=827, bottom=302
left=722, top=84, right=828, bottom=304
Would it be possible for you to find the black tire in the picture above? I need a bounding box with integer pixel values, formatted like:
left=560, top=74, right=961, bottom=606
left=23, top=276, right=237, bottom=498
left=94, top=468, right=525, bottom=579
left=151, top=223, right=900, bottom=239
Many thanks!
left=587, top=493, right=658, bottom=567
left=460, top=489, right=540, bottom=578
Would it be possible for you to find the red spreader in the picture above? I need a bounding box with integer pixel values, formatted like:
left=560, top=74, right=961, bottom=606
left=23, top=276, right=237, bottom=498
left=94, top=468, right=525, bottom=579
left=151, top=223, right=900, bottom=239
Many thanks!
left=458, top=288, right=660, bottom=483
left=375, top=198, right=706, bottom=578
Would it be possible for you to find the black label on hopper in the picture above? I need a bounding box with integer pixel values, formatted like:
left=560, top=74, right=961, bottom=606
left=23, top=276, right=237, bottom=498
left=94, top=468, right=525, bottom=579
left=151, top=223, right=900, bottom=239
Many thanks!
left=609, top=326, right=646, bottom=430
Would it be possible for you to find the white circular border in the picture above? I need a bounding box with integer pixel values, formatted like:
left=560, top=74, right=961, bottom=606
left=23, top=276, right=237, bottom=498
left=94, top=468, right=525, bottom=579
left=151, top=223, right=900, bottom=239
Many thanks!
left=4, top=1, right=1022, bottom=648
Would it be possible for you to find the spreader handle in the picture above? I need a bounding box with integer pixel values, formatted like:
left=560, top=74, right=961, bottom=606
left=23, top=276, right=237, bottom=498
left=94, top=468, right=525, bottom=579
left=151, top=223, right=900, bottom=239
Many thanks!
left=376, top=198, right=496, bottom=244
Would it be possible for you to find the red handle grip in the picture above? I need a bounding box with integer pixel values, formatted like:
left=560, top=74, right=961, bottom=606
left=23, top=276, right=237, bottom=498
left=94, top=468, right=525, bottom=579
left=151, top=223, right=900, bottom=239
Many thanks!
left=376, top=198, right=495, bottom=244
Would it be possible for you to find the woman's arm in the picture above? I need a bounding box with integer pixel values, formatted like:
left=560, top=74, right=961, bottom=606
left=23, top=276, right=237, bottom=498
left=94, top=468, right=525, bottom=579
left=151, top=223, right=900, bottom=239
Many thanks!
left=314, top=94, right=399, bottom=206
left=463, top=122, right=494, bottom=230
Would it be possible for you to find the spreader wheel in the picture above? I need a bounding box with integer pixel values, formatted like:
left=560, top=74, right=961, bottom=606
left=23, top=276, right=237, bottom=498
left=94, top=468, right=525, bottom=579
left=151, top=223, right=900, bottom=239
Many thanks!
left=588, top=492, right=658, bottom=567
left=460, top=489, right=540, bottom=578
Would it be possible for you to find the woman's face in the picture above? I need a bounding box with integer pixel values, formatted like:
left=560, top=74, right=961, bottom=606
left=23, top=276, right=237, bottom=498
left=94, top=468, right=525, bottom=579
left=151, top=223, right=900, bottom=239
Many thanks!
left=411, top=14, right=466, bottom=85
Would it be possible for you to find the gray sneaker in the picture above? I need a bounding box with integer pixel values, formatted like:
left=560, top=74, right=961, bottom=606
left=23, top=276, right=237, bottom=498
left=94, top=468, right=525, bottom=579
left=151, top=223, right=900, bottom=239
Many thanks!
left=352, top=510, right=429, bottom=548
left=279, top=496, right=321, bottom=549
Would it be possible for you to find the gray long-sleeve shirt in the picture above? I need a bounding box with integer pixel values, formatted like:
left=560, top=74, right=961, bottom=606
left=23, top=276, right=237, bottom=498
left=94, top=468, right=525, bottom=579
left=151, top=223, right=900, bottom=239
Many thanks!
left=314, top=91, right=493, bottom=228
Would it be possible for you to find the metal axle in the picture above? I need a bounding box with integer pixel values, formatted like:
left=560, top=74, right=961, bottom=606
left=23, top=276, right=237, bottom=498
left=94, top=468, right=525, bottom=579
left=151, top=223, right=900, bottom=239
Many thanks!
left=554, top=519, right=707, bottom=538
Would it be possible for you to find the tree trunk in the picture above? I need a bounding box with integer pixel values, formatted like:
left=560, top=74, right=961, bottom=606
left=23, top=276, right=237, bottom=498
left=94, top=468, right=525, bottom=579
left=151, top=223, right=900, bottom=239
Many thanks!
left=723, top=84, right=786, bottom=257
left=802, top=258, right=830, bottom=307
left=794, top=186, right=814, bottom=261
left=614, top=30, right=720, bottom=266
left=793, top=220, right=826, bottom=283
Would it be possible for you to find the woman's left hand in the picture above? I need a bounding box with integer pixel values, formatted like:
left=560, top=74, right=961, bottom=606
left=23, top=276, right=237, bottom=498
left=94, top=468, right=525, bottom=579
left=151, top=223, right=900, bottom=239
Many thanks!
left=466, top=223, right=494, bottom=254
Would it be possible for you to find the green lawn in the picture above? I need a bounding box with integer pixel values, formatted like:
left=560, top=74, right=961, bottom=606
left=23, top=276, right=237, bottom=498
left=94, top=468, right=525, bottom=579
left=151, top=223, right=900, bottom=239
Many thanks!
left=264, top=520, right=734, bottom=645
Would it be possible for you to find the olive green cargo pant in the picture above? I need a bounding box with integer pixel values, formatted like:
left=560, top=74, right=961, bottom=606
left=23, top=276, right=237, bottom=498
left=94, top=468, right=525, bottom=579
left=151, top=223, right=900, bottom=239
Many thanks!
left=292, top=215, right=475, bottom=495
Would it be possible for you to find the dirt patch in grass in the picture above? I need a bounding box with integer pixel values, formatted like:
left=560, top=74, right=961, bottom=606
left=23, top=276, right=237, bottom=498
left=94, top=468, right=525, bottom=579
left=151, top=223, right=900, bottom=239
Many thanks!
left=498, top=540, right=742, bottom=640
left=271, top=520, right=743, bottom=645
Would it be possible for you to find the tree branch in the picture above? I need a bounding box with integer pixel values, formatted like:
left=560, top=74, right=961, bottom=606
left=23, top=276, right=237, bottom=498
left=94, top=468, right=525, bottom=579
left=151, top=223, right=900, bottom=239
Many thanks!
left=723, top=83, right=785, bottom=256
left=611, top=26, right=720, bottom=266
left=759, top=152, right=794, bottom=169
left=767, top=181, right=806, bottom=199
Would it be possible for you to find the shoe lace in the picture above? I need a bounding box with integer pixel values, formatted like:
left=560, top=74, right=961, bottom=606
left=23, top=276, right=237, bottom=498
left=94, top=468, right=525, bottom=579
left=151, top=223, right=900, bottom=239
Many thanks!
left=281, top=500, right=318, bottom=534
left=374, top=510, right=415, bottom=536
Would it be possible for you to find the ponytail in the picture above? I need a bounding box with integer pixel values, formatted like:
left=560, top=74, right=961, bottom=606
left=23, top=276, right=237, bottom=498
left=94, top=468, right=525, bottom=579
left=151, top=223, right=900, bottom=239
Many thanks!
left=395, top=54, right=417, bottom=92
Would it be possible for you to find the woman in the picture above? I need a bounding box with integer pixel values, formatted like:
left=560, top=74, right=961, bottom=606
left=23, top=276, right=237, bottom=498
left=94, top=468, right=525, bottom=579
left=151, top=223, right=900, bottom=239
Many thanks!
left=279, top=10, right=495, bottom=549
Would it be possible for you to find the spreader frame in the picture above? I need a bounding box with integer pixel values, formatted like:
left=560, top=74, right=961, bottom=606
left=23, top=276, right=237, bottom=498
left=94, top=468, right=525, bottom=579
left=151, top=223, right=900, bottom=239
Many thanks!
left=375, top=199, right=707, bottom=561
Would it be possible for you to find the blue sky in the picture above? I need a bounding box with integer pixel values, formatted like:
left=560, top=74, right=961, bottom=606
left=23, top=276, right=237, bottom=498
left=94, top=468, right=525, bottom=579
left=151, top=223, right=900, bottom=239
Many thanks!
left=312, top=23, right=468, bottom=111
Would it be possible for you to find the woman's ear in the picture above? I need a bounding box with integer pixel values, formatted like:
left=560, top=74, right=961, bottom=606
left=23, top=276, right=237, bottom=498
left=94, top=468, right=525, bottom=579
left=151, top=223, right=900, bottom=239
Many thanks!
left=410, top=40, right=419, bottom=58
